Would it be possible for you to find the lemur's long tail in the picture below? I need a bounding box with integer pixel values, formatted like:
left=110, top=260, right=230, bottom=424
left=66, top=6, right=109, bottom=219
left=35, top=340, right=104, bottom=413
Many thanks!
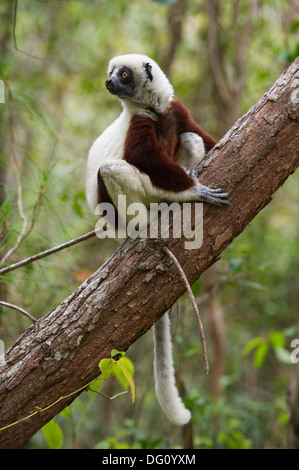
left=153, top=312, right=191, bottom=426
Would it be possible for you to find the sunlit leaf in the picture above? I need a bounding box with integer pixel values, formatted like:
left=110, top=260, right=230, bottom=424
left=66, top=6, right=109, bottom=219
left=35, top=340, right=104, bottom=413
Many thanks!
left=254, top=343, right=269, bottom=369
left=113, top=356, right=135, bottom=390
left=269, top=331, right=285, bottom=348
left=242, top=337, right=265, bottom=356
left=111, top=349, right=125, bottom=359
left=117, top=360, right=135, bottom=404
left=99, top=358, right=116, bottom=379
left=60, top=406, right=71, bottom=419
left=42, top=420, right=64, bottom=449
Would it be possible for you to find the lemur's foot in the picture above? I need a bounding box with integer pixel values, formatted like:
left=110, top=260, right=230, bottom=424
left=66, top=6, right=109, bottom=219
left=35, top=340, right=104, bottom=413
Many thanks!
left=184, top=167, right=231, bottom=206
left=193, top=183, right=231, bottom=206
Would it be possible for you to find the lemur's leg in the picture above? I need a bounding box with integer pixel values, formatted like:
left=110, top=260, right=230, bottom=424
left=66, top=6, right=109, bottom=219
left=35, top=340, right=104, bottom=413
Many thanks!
left=100, top=160, right=230, bottom=209
left=100, top=160, right=147, bottom=207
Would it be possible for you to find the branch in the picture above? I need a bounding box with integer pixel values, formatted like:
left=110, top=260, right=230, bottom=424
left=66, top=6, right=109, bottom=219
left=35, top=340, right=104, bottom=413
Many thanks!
left=162, top=0, right=188, bottom=76
left=206, top=0, right=233, bottom=106
left=13, top=0, right=44, bottom=60
left=0, top=301, right=37, bottom=325
left=163, top=245, right=209, bottom=374
left=0, top=230, right=96, bottom=275
left=234, top=0, right=259, bottom=96
left=0, top=58, right=299, bottom=449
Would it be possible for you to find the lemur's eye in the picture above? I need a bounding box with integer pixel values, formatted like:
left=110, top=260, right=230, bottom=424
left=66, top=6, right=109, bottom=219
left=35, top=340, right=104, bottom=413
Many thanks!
left=122, top=71, right=128, bottom=78
left=108, top=71, right=112, bottom=77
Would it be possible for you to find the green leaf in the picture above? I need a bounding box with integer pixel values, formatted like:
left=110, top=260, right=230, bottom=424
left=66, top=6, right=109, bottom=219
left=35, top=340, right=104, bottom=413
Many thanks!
left=290, top=19, right=299, bottom=33
left=89, top=377, right=104, bottom=391
left=97, top=352, right=135, bottom=402
left=60, top=406, right=71, bottom=419
left=269, top=331, right=285, bottom=348
left=42, top=420, right=64, bottom=449
left=254, top=343, right=269, bottom=369
left=242, top=336, right=265, bottom=356
left=274, top=346, right=293, bottom=364
left=117, top=359, right=135, bottom=404
left=113, top=357, right=135, bottom=390
left=283, top=325, right=297, bottom=337
left=111, top=349, right=125, bottom=359
left=99, top=358, right=116, bottom=379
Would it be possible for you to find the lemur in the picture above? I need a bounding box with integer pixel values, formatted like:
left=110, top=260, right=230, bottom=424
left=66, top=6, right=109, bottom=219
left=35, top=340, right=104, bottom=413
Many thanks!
left=86, top=54, right=230, bottom=425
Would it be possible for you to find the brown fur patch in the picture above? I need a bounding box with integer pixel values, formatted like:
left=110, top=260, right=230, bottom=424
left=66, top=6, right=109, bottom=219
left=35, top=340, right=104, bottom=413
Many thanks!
left=170, top=100, right=217, bottom=152
left=123, top=114, right=195, bottom=193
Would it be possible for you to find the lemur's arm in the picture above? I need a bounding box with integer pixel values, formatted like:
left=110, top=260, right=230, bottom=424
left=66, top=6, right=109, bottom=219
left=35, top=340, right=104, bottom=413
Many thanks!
left=123, top=115, right=195, bottom=193
left=122, top=114, right=229, bottom=206
left=171, top=100, right=217, bottom=152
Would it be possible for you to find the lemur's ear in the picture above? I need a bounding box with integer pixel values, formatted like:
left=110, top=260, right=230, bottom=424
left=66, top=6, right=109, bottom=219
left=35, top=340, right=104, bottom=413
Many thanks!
left=143, top=62, right=153, bottom=82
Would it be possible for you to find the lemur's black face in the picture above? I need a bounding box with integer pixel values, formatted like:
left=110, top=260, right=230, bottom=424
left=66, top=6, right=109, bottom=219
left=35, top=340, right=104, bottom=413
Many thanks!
left=105, top=67, right=135, bottom=98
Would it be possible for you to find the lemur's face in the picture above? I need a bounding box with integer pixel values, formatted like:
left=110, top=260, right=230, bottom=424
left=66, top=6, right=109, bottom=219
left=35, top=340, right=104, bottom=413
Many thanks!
left=106, top=55, right=173, bottom=112
left=105, top=66, right=136, bottom=99
left=105, top=62, right=153, bottom=102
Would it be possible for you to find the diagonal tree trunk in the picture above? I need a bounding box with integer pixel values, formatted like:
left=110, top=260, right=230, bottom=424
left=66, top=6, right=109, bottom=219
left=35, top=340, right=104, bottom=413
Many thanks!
left=0, top=58, right=299, bottom=449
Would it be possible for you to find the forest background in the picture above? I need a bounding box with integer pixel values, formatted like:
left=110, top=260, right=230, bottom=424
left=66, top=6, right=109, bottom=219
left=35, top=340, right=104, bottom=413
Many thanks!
left=0, top=0, right=299, bottom=449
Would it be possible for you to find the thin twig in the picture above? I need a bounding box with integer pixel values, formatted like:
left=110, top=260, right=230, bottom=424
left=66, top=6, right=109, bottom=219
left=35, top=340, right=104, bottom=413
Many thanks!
left=0, top=372, right=102, bottom=432
left=0, top=300, right=37, bottom=324
left=0, top=374, right=127, bottom=433
left=0, top=83, right=47, bottom=265
left=1, top=83, right=29, bottom=265
left=88, top=387, right=128, bottom=401
left=26, top=183, right=45, bottom=238
left=163, top=245, right=209, bottom=374
left=13, top=0, right=44, bottom=60
left=0, top=230, right=97, bottom=276
left=0, top=180, right=46, bottom=266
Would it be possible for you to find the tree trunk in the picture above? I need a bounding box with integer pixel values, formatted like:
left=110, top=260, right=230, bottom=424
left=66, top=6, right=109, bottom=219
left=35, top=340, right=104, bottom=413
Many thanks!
left=0, top=58, right=299, bottom=449
left=204, top=265, right=226, bottom=400
left=288, top=364, right=299, bottom=448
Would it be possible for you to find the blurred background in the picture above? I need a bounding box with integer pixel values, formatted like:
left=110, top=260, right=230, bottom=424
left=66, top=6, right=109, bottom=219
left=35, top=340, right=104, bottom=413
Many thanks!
left=0, top=0, right=299, bottom=449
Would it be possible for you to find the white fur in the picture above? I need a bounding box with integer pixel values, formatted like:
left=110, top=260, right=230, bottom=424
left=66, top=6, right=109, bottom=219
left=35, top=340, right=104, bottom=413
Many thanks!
left=153, top=312, right=191, bottom=425
left=86, top=108, right=131, bottom=212
left=108, top=54, right=174, bottom=114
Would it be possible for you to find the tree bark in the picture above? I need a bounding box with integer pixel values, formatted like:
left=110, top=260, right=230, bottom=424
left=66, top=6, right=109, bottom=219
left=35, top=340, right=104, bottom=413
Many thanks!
left=0, top=58, right=299, bottom=449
